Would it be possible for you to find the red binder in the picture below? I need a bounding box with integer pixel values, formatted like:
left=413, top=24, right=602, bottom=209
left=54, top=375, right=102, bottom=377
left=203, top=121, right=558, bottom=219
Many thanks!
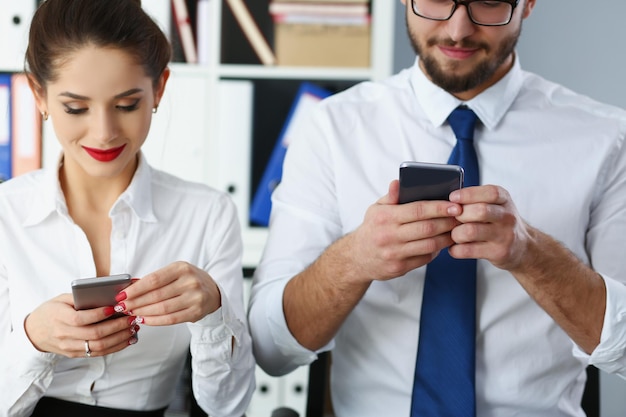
left=11, top=73, right=41, bottom=177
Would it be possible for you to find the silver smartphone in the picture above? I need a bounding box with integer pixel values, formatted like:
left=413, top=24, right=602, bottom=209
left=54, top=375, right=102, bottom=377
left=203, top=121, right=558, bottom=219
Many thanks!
left=398, top=161, right=464, bottom=204
left=71, top=273, right=132, bottom=310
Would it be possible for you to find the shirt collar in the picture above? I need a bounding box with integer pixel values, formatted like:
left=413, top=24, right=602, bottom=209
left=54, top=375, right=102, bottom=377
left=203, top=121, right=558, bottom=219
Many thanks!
left=409, top=53, right=525, bottom=130
left=112, top=152, right=158, bottom=223
left=24, top=152, right=157, bottom=226
left=23, top=154, right=66, bottom=226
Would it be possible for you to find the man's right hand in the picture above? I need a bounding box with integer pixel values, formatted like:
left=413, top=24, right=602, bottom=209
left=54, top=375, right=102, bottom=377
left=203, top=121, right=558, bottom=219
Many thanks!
left=282, top=180, right=462, bottom=350
left=345, top=179, right=462, bottom=285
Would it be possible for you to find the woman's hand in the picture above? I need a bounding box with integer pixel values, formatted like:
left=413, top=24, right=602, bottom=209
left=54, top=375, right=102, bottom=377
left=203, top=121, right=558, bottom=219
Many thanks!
left=24, top=293, right=140, bottom=358
left=113, top=262, right=222, bottom=326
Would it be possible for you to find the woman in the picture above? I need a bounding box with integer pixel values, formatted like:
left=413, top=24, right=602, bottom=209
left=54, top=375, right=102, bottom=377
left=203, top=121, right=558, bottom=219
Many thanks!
left=0, top=1, right=255, bottom=416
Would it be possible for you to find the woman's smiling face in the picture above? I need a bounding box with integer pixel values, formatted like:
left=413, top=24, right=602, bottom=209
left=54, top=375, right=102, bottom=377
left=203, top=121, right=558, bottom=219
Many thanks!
left=35, top=44, right=167, bottom=181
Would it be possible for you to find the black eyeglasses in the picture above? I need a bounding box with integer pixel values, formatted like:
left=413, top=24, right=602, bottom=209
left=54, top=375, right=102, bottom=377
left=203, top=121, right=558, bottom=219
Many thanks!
left=411, top=0, right=520, bottom=26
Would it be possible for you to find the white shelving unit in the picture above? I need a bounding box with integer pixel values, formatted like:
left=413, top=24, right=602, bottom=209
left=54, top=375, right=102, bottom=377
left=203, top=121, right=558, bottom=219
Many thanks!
left=141, top=0, right=397, bottom=269
left=0, top=1, right=34, bottom=72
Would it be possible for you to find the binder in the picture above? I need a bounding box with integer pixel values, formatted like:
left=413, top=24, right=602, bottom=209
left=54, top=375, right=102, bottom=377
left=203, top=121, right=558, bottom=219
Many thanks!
left=0, top=73, right=11, bottom=182
left=215, top=80, right=253, bottom=230
left=249, top=82, right=330, bottom=226
left=0, top=1, right=36, bottom=72
left=142, top=68, right=211, bottom=184
left=224, top=0, right=276, bottom=65
left=282, top=365, right=309, bottom=416
left=11, top=73, right=41, bottom=177
left=246, top=367, right=282, bottom=417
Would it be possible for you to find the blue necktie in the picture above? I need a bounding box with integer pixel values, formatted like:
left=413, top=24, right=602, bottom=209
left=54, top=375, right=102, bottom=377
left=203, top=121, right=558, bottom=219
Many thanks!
left=410, top=106, right=479, bottom=417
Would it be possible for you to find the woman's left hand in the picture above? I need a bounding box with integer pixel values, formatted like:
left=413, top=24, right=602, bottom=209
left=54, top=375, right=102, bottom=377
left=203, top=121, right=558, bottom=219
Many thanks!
left=114, top=261, right=221, bottom=325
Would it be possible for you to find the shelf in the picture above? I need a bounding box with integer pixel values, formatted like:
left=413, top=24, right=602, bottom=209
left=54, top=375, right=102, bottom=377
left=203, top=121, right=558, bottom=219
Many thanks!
left=167, top=62, right=375, bottom=82
left=167, top=62, right=209, bottom=75
left=219, top=64, right=374, bottom=81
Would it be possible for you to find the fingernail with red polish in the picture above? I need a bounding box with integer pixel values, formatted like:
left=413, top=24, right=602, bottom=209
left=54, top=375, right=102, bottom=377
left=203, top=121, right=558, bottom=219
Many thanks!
left=129, top=336, right=138, bottom=345
left=131, top=278, right=140, bottom=283
left=115, top=292, right=127, bottom=302
left=128, top=316, right=137, bottom=326
left=114, top=302, right=126, bottom=313
left=130, top=324, right=140, bottom=335
left=104, top=306, right=116, bottom=316
left=134, top=316, right=145, bottom=324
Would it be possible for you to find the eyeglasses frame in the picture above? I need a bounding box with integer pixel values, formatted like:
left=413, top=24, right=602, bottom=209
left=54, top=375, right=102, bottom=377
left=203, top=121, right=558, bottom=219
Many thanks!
left=411, top=0, right=521, bottom=27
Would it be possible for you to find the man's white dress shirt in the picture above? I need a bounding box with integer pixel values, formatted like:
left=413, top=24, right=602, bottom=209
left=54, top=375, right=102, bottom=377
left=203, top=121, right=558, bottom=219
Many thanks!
left=248, top=57, right=626, bottom=417
left=0, top=155, right=255, bottom=417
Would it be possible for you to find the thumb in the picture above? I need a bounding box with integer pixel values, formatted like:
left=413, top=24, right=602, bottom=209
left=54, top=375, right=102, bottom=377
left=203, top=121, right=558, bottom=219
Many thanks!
left=58, top=293, right=75, bottom=306
left=377, top=180, right=400, bottom=205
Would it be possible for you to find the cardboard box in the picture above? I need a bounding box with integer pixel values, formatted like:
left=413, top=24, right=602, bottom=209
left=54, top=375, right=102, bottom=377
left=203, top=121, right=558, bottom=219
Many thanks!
left=274, top=23, right=370, bottom=67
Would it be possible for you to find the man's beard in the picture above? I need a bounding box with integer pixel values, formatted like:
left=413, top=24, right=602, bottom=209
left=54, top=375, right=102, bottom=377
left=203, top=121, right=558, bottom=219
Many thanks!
left=408, top=23, right=521, bottom=94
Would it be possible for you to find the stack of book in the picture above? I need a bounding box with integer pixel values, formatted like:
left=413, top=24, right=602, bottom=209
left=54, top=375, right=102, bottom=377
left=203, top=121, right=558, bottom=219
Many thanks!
left=269, top=0, right=371, bottom=67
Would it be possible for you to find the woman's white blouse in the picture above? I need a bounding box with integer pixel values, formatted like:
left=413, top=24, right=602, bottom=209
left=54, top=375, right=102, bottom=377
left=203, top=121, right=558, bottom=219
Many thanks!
left=0, top=155, right=255, bottom=417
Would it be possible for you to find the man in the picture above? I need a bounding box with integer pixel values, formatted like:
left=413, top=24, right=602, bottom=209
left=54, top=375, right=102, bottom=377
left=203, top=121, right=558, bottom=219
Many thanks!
left=248, top=0, right=626, bottom=415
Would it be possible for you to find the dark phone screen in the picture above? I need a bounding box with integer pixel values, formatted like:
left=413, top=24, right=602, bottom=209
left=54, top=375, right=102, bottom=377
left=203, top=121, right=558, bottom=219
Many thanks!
left=398, top=162, right=464, bottom=204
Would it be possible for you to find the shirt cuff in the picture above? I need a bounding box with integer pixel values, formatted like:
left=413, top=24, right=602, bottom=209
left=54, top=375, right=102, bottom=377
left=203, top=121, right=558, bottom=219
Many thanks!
left=187, top=283, right=245, bottom=360
left=264, top=277, right=332, bottom=365
left=1, top=315, right=59, bottom=415
left=11, top=314, right=59, bottom=374
left=574, top=275, right=626, bottom=374
left=189, top=284, right=237, bottom=334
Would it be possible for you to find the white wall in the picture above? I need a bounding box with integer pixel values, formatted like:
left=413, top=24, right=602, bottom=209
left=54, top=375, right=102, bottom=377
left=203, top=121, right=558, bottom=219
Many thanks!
left=393, top=0, right=626, bottom=109
left=516, top=0, right=625, bottom=109
left=392, top=1, right=626, bottom=415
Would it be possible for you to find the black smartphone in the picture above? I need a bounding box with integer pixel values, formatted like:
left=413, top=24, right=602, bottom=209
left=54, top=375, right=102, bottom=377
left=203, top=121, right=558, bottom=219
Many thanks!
left=398, top=161, right=464, bottom=204
left=71, top=273, right=132, bottom=310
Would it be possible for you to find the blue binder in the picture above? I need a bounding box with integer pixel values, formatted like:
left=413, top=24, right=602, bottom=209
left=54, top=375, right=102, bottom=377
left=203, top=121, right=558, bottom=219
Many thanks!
left=0, top=73, right=11, bottom=183
left=249, top=82, right=331, bottom=226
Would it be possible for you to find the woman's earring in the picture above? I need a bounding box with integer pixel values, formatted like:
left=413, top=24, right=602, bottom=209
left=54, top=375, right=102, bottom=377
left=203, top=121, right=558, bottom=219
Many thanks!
left=41, top=111, right=49, bottom=121
left=152, top=106, right=158, bottom=114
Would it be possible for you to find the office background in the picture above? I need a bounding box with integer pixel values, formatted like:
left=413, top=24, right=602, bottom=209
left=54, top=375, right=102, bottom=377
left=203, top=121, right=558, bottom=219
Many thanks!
left=2, top=1, right=625, bottom=415
left=393, top=0, right=626, bottom=415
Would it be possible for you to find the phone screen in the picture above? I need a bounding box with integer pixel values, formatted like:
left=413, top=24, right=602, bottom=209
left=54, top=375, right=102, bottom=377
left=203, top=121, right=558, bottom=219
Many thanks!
left=398, top=161, right=464, bottom=204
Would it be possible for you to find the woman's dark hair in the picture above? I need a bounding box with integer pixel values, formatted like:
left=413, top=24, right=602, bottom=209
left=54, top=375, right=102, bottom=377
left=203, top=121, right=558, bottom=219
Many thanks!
left=26, top=0, right=171, bottom=93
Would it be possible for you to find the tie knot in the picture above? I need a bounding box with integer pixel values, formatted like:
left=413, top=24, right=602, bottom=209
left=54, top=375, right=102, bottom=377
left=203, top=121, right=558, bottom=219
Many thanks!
left=448, top=106, right=478, bottom=142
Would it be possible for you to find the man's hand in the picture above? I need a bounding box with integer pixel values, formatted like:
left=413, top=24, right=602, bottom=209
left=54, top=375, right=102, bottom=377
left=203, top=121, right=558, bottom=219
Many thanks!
left=448, top=184, right=606, bottom=353
left=346, top=179, right=463, bottom=284
left=447, top=184, right=531, bottom=270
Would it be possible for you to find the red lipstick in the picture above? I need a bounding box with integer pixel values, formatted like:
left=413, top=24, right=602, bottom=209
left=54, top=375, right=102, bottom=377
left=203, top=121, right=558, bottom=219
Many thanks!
left=83, top=144, right=126, bottom=162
